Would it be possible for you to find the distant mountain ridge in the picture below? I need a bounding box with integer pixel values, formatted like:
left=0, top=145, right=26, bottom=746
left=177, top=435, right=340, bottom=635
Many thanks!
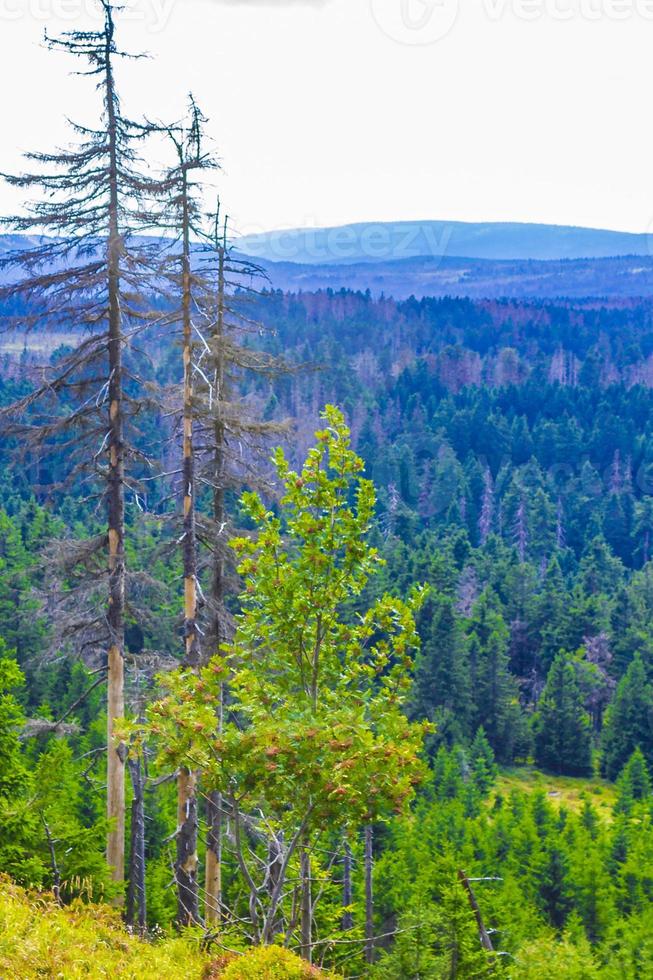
left=251, top=253, right=653, bottom=301
left=238, top=219, right=653, bottom=265
left=4, top=225, right=653, bottom=302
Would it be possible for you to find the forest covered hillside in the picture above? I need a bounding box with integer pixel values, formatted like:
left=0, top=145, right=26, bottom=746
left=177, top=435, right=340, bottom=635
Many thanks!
left=4, top=279, right=653, bottom=974
left=8, top=233, right=653, bottom=302
left=3, top=2, right=653, bottom=977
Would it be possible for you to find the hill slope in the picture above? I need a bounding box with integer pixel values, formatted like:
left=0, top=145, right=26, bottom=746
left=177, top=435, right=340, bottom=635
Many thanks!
left=239, top=219, right=653, bottom=265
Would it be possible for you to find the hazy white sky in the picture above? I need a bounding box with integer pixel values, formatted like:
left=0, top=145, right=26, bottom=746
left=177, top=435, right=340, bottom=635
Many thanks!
left=2, top=0, right=653, bottom=237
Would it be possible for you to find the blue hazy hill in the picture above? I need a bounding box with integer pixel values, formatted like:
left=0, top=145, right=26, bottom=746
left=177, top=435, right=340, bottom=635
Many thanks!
left=237, top=219, right=653, bottom=265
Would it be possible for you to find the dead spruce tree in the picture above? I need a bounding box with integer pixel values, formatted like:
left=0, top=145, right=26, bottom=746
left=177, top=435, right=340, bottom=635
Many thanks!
left=191, top=209, right=291, bottom=925
left=0, top=0, right=165, bottom=892
left=149, top=98, right=219, bottom=926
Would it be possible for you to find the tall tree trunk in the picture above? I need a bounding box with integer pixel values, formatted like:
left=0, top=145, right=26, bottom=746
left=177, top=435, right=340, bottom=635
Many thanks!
left=457, top=870, right=495, bottom=953
left=341, top=838, right=353, bottom=931
left=205, top=225, right=227, bottom=925
left=365, top=825, right=374, bottom=965
left=126, top=756, right=146, bottom=933
left=205, top=787, right=222, bottom=926
left=105, top=8, right=125, bottom=894
left=176, top=767, right=199, bottom=925
left=300, top=841, right=312, bottom=963
left=205, top=685, right=224, bottom=925
left=177, top=167, right=200, bottom=926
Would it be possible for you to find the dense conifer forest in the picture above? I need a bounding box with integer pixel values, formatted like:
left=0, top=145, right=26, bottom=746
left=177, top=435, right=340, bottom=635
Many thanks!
left=3, top=2, right=653, bottom=977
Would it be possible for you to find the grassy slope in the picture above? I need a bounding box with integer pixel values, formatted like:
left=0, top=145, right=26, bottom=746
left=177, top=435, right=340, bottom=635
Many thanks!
left=0, top=878, right=331, bottom=979
left=495, top=766, right=617, bottom=820
left=0, top=878, right=207, bottom=979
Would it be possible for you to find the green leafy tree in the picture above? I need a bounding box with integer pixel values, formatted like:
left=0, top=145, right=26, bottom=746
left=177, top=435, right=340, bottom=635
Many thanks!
left=138, top=407, right=429, bottom=948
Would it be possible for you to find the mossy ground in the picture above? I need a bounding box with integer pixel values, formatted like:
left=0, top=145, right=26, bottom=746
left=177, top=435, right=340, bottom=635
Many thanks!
left=495, top=766, right=617, bottom=819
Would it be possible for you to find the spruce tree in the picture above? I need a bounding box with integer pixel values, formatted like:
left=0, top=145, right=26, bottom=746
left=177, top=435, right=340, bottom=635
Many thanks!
left=467, top=593, right=528, bottom=762
left=534, top=654, right=592, bottom=776
left=0, top=0, right=164, bottom=889
left=190, top=207, right=288, bottom=924
left=149, top=97, right=219, bottom=927
left=602, top=654, right=653, bottom=780
left=411, top=592, right=472, bottom=748
left=615, top=748, right=651, bottom=813
left=0, top=641, right=41, bottom=885
left=470, top=727, right=498, bottom=795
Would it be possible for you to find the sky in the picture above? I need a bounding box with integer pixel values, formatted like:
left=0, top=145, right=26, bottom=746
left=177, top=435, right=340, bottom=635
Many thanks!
left=1, top=0, right=653, bottom=239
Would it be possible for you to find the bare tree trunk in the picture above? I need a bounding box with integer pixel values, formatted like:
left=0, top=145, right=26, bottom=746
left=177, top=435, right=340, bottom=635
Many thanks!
left=300, top=841, right=312, bottom=963
left=41, top=816, right=62, bottom=907
left=205, top=787, right=223, bottom=926
left=205, top=224, right=227, bottom=926
left=457, top=870, right=495, bottom=953
left=177, top=167, right=200, bottom=926
left=342, top=839, right=353, bottom=931
left=205, top=683, right=224, bottom=925
left=645, top=529, right=650, bottom=566
left=176, top=768, right=199, bottom=925
left=105, top=14, right=125, bottom=894
left=127, top=756, right=146, bottom=933
left=181, top=171, right=200, bottom=671
left=365, top=825, right=374, bottom=965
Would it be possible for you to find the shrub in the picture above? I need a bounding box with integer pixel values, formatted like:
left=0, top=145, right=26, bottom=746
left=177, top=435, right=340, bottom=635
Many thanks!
left=205, top=946, right=333, bottom=979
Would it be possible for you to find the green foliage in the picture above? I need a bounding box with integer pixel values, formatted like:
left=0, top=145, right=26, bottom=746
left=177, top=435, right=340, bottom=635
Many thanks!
left=470, top=727, right=498, bottom=795
left=145, top=407, right=428, bottom=823
left=138, top=407, right=429, bottom=947
left=0, top=877, right=209, bottom=978
left=9, top=279, right=653, bottom=965
left=601, top=655, right=653, bottom=780
left=533, top=654, right=593, bottom=776
left=211, top=946, right=335, bottom=979
left=615, top=748, right=652, bottom=813
left=513, top=932, right=602, bottom=978
left=372, top=883, right=496, bottom=979
left=411, top=592, right=473, bottom=750
left=467, top=592, right=529, bottom=762
left=0, top=640, right=43, bottom=886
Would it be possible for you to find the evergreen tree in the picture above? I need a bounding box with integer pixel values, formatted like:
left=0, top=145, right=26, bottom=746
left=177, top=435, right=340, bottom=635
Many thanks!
left=468, top=594, right=528, bottom=762
left=533, top=836, right=572, bottom=929
left=411, top=592, right=473, bottom=748
left=601, top=654, right=653, bottom=780
left=0, top=641, right=42, bottom=885
left=0, top=0, right=165, bottom=887
left=469, top=727, right=498, bottom=795
left=533, top=654, right=592, bottom=776
left=615, top=748, right=651, bottom=814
